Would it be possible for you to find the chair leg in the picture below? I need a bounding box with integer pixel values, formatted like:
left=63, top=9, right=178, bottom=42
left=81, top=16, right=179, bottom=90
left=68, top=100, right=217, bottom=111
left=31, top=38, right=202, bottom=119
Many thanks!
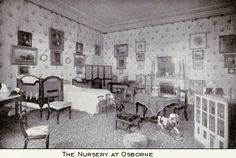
left=47, top=109, right=50, bottom=120
left=24, top=139, right=28, bottom=149
left=40, top=108, right=43, bottom=119
left=69, top=107, right=72, bottom=119
left=184, top=108, right=188, bottom=121
left=46, top=135, right=49, bottom=149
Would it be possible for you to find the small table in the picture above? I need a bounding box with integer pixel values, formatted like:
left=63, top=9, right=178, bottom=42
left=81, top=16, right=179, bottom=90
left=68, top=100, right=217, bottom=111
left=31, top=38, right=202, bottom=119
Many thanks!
left=108, top=82, right=129, bottom=93
left=134, top=93, right=179, bottom=121
left=0, top=93, right=22, bottom=119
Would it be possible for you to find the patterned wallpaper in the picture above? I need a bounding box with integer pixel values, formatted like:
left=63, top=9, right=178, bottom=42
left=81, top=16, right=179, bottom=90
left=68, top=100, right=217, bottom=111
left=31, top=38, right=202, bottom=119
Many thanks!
left=0, top=0, right=103, bottom=88
left=103, top=13, right=236, bottom=99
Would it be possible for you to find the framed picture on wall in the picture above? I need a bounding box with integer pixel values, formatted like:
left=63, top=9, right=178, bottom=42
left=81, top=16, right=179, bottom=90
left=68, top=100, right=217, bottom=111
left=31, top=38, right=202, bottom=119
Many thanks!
left=114, top=44, right=128, bottom=57
left=224, top=54, right=236, bottom=68
left=74, top=54, right=85, bottom=67
left=192, top=50, right=204, bottom=59
left=51, top=49, right=63, bottom=66
left=18, top=30, right=32, bottom=47
left=12, top=45, right=38, bottom=65
left=219, top=35, right=236, bottom=53
left=135, top=41, right=146, bottom=52
left=193, top=59, right=203, bottom=70
left=49, top=28, right=64, bottom=50
left=18, top=66, right=29, bottom=75
left=76, top=42, right=83, bottom=55
left=136, top=53, right=145, bottom=61
left=190, top=32, right=207, bottom=49
left=95, top=44, right=101, bottom=56
left=116, top=58, right=126, bottom=69
left=76, top=67, right=83, bottom=74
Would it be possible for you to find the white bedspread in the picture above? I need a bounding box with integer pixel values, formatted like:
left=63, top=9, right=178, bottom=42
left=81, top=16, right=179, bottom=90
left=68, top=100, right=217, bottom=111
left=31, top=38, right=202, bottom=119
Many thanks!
left=63, top=84, right=113, bottom=115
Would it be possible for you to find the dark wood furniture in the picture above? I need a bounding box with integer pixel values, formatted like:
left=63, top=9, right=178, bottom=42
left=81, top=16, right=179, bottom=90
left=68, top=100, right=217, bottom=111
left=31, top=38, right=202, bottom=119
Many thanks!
left=17, top=75, right=44, bottom=118
left=42, top=76, right=72, bottom=124
left=19, top=110, right=49, bottom=148
left=72, top=77, right=92, bottom=88
left=92, top=77, right=103, bottom=89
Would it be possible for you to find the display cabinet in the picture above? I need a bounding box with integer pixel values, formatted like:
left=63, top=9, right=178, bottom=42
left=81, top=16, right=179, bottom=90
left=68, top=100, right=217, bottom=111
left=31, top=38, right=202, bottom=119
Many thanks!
left=194, top=93, right=236, bottom=148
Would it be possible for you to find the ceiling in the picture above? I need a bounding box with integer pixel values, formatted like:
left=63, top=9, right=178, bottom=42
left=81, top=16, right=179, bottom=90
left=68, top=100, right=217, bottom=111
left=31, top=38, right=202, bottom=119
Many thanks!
left=29, top=0, right=235, bottom=33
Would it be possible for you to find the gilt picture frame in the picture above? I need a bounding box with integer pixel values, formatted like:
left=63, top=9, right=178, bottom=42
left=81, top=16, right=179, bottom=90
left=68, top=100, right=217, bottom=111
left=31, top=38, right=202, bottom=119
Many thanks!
left=192, top=50, right=204, bottom=59
left=11, top=45, right=38, bottom=65
left=49, top=28, right=64, bottom=50
left=95, top=44, right=101, bottom=56
left=190, top=32, right=207, bottom=49
left=74, top=54, right=85, bottom=67
left=76, top=42, right=83, bottom=55
left=114, top=44, right=128, bottom=57
left=135, top=41, right=146, bottom=52
left=18, top=66, right=29, bottom=75
left=224, top=54, right=236, bottom=68
left=219, top=34, right=236, bottom=53
left=116, top=58, right=126, bottom=69
left=50, top=49, right=63, bottom=66
left=18, top=30, right=32, bottom=47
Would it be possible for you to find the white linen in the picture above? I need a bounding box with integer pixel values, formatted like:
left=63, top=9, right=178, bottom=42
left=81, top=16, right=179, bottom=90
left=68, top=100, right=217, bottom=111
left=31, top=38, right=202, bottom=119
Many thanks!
left=63, top=84, right=113, bottom=115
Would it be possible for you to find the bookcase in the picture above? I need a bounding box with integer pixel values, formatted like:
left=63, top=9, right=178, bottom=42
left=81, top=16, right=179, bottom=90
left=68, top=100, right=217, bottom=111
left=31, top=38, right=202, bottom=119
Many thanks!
left=194, top=93, right=236, bottom=148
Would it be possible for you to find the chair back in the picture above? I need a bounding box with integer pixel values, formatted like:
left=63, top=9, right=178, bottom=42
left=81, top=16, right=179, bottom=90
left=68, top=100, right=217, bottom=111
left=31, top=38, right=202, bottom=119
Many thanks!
left=19, top=110, right=28, bottom=138
left=113, top=93, right=125, bottom=113
left=179, top=89, right=188, bottom=107
left=92, top=77, right=102, bottom=89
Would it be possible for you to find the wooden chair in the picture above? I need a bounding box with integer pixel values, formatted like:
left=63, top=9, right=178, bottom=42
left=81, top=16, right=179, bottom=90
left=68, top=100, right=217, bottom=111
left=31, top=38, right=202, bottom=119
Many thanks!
left=92, top=77, right=102, bottom=89
left=42, top=76, right=72, bottom=124
left=165, top=89, right=188, bottom=121
left=19, top=110, right=49, bottom=149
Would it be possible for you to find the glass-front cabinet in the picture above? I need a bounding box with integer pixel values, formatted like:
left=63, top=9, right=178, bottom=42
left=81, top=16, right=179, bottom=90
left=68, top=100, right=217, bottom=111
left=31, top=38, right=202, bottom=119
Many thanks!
left=194, top=94, right=236, bottom=148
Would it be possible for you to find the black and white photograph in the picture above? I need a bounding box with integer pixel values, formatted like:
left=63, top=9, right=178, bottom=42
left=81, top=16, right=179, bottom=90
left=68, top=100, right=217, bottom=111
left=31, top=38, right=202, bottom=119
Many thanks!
left=1, top=1, right=236, bottom=157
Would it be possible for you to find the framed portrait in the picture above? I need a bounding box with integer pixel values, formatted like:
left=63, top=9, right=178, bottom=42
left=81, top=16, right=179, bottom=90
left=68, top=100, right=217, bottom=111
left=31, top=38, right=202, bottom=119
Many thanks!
left=116, top=58, right=126, bottom=69
left=190, top=33, right=207, bottom=49
left=114, top=44, right=128, bottom=57
left=228, top=68, right=235, bottom=74
left=219, top=35, right=236, bottom=53
left=136, top=41, right=146, bottom=52
left=224, top=54, right=236, bottom=68
left=18, top=66, right=29, bottom=75
left=192, top=50, right=204, bottom=59
left=76, top=66, right=83, bottom=74
left=76, top=42, right=83, bottom=55
left=136, top=53, right=145, bottom=61
left=74, top=54, right=85, bottom=67
left=12, top=45, right=38, bottom=65
left=49, top=28, right=64, bottom=50
left=18, top=30, right=32, bottom=47
left=193, top=59, right=203, bottom=70
left=95, top=44, right=101, bottom=56
left=51, top=49, right=63, bottom=66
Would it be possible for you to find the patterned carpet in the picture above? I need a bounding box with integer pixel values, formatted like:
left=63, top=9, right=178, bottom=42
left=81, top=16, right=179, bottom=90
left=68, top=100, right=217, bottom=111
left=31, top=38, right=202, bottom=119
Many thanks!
left=0, top=104, right=203, bottom=149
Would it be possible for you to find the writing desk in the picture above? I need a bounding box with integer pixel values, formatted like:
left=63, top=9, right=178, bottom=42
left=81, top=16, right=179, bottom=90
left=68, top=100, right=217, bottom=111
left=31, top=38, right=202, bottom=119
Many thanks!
left=134, top=93, right=179, bottom=120
left=0, top=93, right=21, bottom=119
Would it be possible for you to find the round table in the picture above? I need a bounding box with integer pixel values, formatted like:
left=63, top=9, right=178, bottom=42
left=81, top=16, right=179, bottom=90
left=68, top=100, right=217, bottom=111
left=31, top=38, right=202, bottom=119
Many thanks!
left=123, top=133, right=148, bottom=148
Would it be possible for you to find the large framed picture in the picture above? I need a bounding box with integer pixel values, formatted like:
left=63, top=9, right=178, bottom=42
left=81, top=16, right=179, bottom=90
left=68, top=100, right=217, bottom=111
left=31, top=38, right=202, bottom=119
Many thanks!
left=49, top=28, right=64, bottom=50
left=95, top=44, right=101, bottom=56
left=74, top=54, right=85, bottom=67
left=224, top=54, right=236, bottom=68
left=50, top=49, right=63, bottom=66
left=76, top=42, right=83, bottom=55
left=193, top=59, right=203, bottom=70
left=135, top=41, right=146, bottom=52
left=114, top=44, right=128, bottom=57
left=192, top=50, right=204, bottom=59
left=190, top=32, right=207, bottom=49
left=219, top=35, right=236, bottom=53
left=116, top=58, right=126, bottom=69
left=11, top=45, right=38, bottom=65
left=18, top=30, right=32, bottom=47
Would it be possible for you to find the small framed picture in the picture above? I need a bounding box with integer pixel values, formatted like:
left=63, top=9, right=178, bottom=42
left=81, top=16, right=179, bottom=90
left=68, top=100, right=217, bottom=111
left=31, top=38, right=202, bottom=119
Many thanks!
left=136, top=53, right=145, bottom=61
left=76, top=42, right=83, bottom=55
left=190, top=32, right=207, bottom=49
left=192, top=50, right=204, bottom=59
left=18, top=66, right=29, bottom=75
left=18, top=30, right=32, bottom=47
left=12, top=45, right=38, bottom=65
left=76, top=66, right=83, bottom=74
left=49, top=28, right=64, bottom=50
left=74, top=54, right=85, bottom=67
left=224, top=54, right=236, bottom=68
left=116, top=58, right=126, bottom=69
left=193, top=59, right=203, bottom=70
left=228, top=68, right=235, bottom=74
left=95, top=44, right=101, bottom=56
left=114, top=44, right=128, bottom=57
left=136, top=41, right=146, bottom=52
left=51, top=50, right=63, bottom=66
left=219, top=35, right=236, bottom=53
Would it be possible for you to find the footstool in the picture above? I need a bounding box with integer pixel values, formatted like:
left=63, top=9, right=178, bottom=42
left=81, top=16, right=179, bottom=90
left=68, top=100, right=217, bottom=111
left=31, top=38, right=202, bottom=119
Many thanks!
left=123, top=133, right=148, bottom=148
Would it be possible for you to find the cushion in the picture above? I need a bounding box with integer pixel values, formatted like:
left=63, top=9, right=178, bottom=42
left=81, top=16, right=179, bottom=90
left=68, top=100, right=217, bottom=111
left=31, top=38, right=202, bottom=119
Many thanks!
left=117, top=113, right=139, bottom=122
left=49, top=101, right=72, bottom=110
left=26, top=125, right=49, bottom=136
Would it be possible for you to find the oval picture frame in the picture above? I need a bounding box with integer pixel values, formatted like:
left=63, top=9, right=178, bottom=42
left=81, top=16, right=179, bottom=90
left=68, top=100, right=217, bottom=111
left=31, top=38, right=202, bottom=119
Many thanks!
left=65, top=57, right=71, bottom=64
left=40, top=54, right=48, bottom=62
